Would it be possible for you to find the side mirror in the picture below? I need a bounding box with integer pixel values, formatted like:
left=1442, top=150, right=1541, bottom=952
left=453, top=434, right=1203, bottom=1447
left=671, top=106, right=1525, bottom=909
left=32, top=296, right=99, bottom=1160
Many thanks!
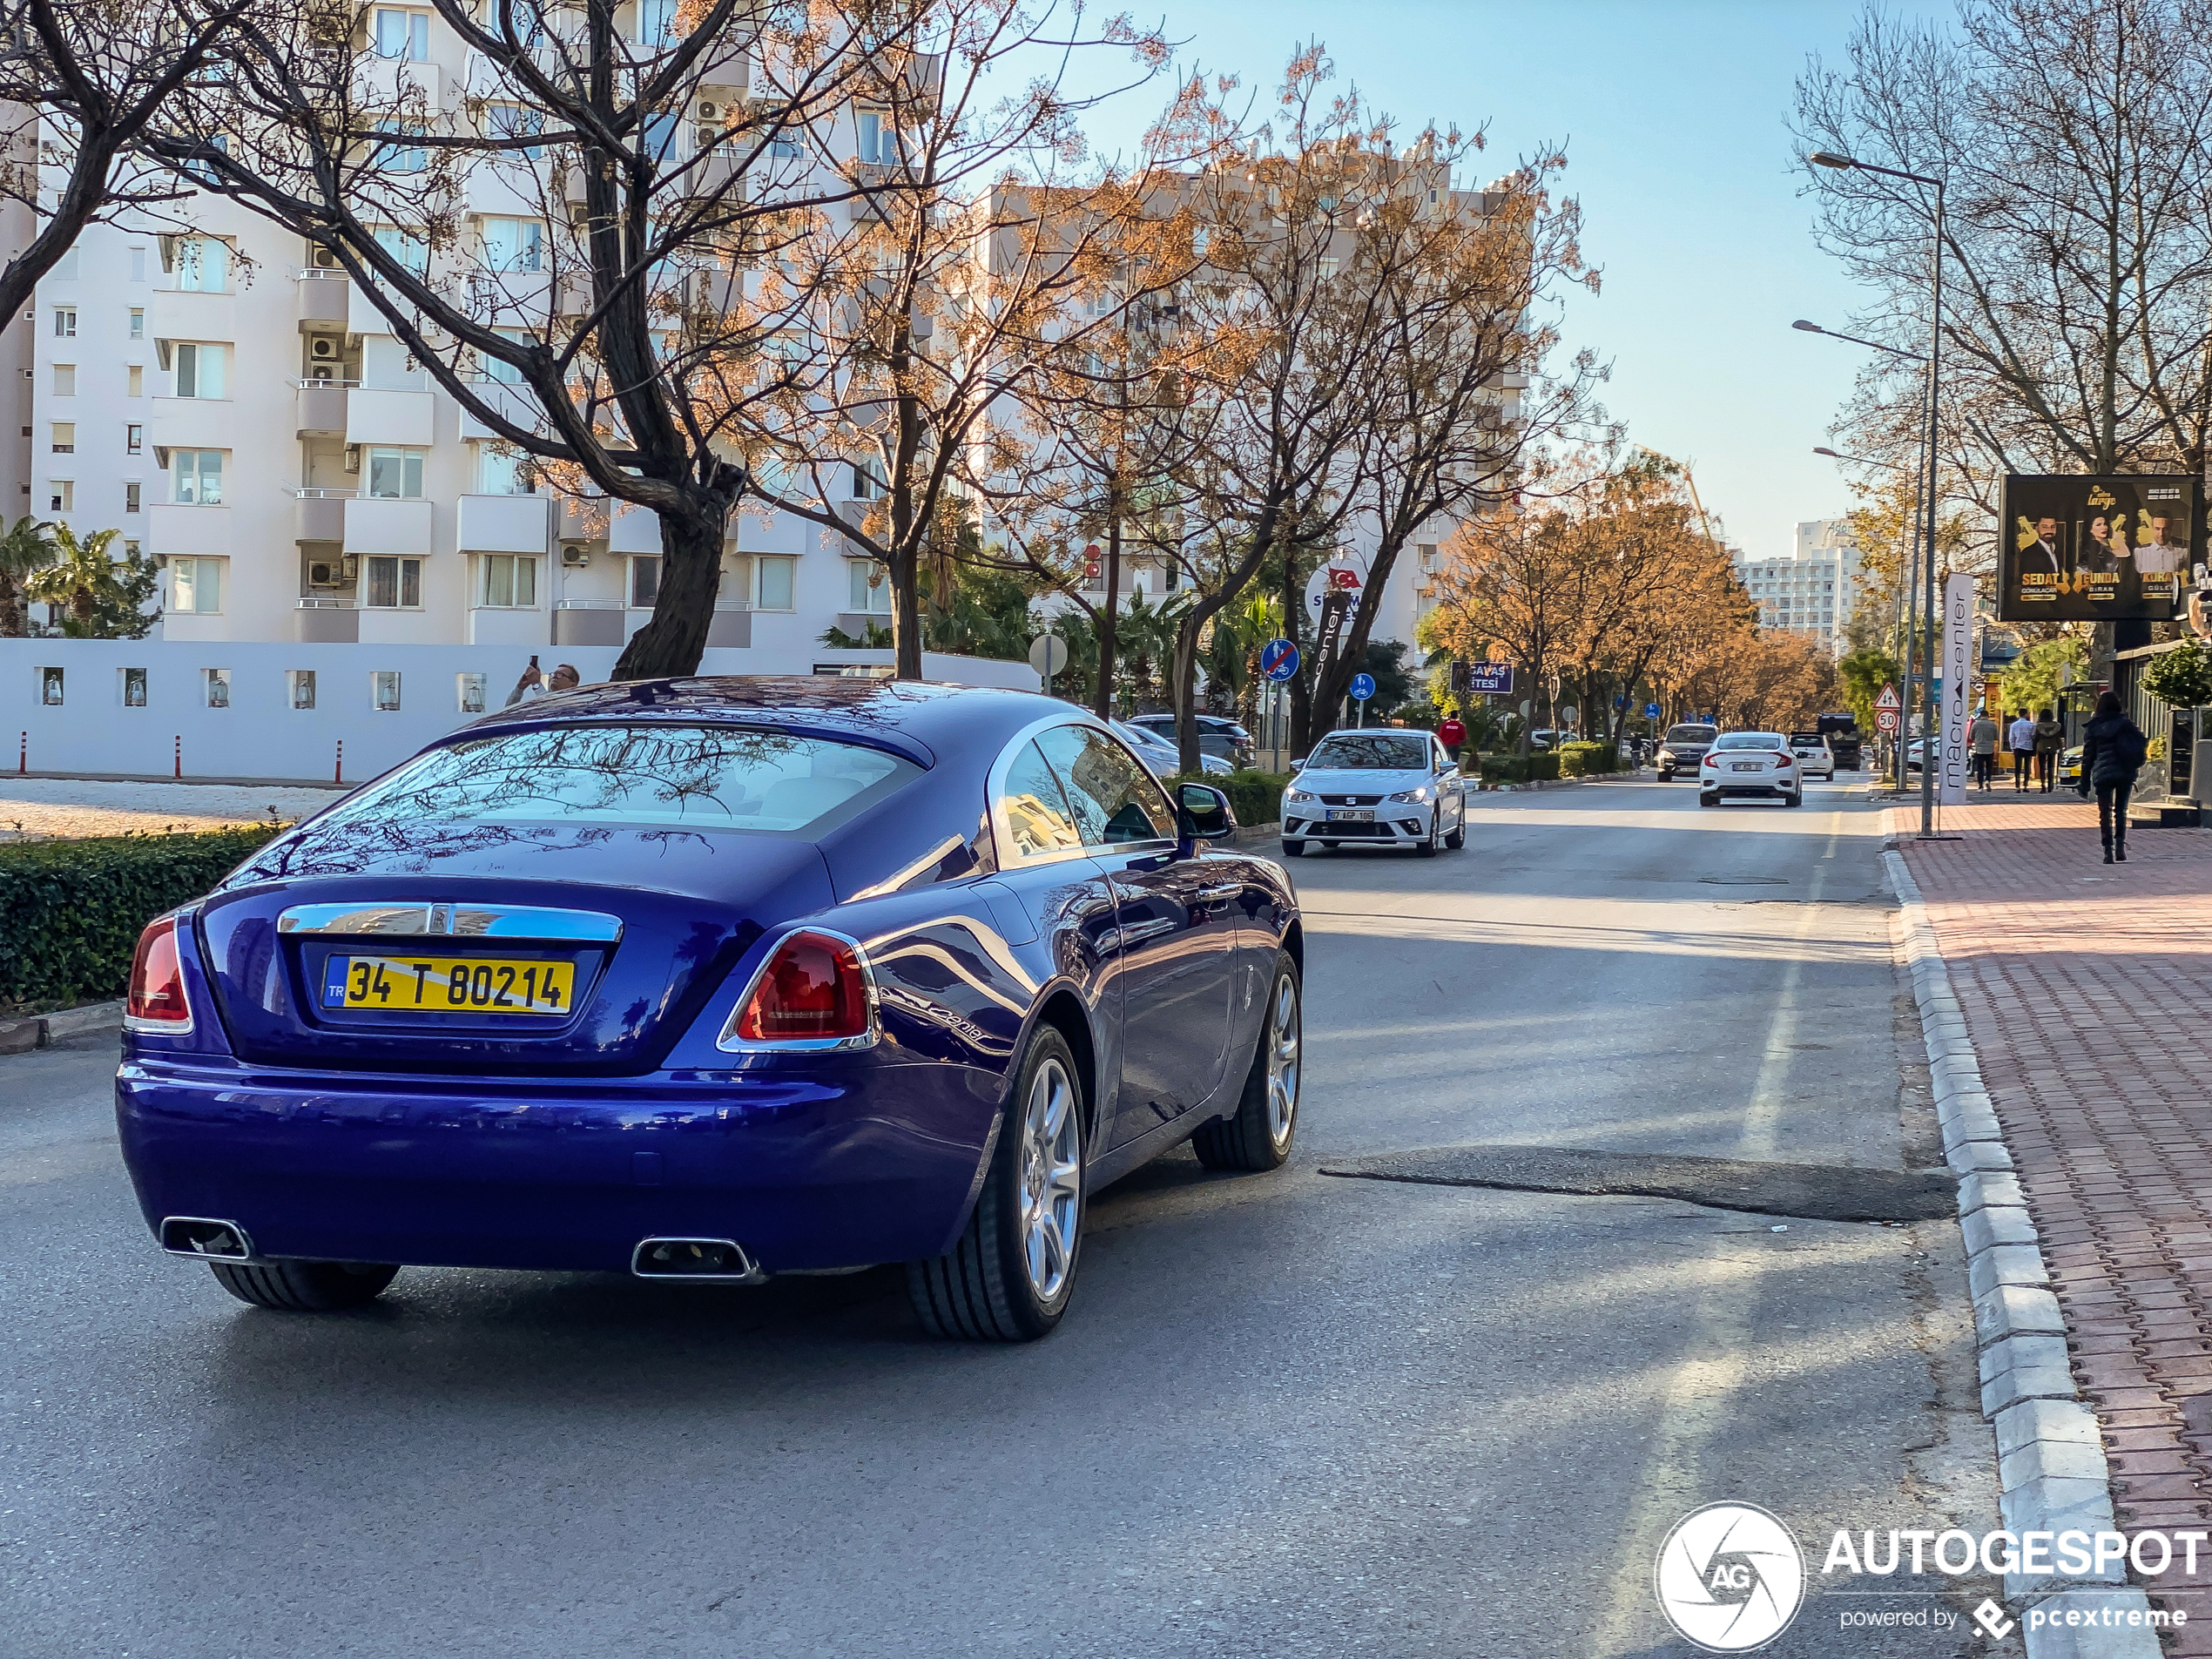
left=1177, top=782, right=1235, bottom=843
left=1288, top=756, right=1305, bottom=772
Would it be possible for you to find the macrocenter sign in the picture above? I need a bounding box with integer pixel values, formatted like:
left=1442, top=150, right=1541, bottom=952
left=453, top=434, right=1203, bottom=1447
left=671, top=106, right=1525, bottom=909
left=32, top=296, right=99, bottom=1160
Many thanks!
left=1998, top=472, right=2201, bottom=622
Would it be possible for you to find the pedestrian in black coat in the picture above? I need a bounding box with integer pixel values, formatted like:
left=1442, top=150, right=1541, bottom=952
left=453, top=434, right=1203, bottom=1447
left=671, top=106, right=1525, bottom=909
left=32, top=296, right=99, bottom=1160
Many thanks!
left=2077, top=690, right=2148, bottom=864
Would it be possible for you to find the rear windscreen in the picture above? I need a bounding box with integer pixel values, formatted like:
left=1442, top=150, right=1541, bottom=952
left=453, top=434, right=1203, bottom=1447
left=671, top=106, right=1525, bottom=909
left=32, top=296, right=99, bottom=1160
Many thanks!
left=1664, top=727, right=1716, bottom=745
left=317, top=725, right=917, bottom=834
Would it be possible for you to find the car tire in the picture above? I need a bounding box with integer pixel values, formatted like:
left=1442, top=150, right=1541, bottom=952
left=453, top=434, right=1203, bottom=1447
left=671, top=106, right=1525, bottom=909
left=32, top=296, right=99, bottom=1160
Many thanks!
left=1416, top=817, right=1440, bottom=857
left=1699, top=793, right=1718, bottom=809
left=1445, top=824, right=1465, bottom=850
left=906, top=1026, right=1084, bottom=1343
left=1657, top=770, right=1674, bottom=781
left=209, top=1258, right=400, bottom=1312
left=1281, top=839, right=1306, bottom=857
left=1193, top=952, right=1300, bottom=1173
left=1786, top=790, right=1803, bottom=808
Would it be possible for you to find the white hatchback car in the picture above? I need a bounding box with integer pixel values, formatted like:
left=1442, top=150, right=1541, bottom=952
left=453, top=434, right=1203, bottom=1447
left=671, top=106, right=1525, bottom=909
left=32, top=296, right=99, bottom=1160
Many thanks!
left=1699, top=731, right=1804, bottom=808
left=1281, top=729, right=1466, bottom=856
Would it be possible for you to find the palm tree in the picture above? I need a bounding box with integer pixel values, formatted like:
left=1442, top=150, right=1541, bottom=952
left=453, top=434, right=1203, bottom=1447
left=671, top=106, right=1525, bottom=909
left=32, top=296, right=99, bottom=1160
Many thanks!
left=0, top=516, right=57, bottom=637
left=24, top=525, right=128, bottom=635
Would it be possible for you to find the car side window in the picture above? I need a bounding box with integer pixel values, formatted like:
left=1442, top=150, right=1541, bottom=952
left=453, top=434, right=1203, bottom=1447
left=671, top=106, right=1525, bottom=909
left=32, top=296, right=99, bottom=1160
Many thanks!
left=1036, top=725, right=1177, bottom=847
left=997, top=739, right=1085, bottom=860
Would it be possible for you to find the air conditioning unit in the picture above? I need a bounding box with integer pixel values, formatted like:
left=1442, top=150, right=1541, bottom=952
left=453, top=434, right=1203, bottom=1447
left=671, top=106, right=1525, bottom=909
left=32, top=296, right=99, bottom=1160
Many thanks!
left=309, top=336, right=339, bottom=361
left=307, top=561, right=343, bottom=588
left=310, top=364, right=335, bottom=383
left=311, top=246, right=341, bottom=269
left=561, top=544, right=590, bottom=568
left=342, top=444, right=361, bottom=472
left=698, top=100, right=717, bottom=118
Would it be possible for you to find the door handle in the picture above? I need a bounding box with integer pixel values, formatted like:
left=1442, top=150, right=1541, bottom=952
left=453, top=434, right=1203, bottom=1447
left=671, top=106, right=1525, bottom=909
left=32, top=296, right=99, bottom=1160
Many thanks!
left=1195, top=884, right=1243, bottom=902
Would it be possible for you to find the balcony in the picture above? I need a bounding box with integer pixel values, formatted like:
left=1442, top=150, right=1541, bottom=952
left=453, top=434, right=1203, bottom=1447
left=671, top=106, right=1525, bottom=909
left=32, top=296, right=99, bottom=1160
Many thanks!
left=554, top=597, right=626, bottom=647
left=295, top=269, right=349, bottom=327
left=148, top=287, right=235, bottom=345
left=468, top=605, right=546, bottom=647
left=295, top=379, right=352, bottom=436
left=149, top=396, right=233, bottom=451
left=148, top=502, right=232, bottom=558
left=345, top=388, right=435, bottom=446
left=457, top=493, right=550, bottom=554
left=357, top=56, right=445, bottom=110
left=294, top=489, right=348, bottom=543
left=607, top=503, right=661, bottom=555
left=556, top=495, right=611, bottom=541
left=295, top=598, right=359, bottom=643
left=459, top=380, right=541, bottom=442
left=344, top=496, right=435, bottom=554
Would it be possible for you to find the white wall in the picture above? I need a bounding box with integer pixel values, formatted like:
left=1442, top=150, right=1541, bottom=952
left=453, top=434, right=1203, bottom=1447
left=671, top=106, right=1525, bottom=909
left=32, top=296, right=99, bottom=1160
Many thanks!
left=1, top=641, right=1038, bottom=784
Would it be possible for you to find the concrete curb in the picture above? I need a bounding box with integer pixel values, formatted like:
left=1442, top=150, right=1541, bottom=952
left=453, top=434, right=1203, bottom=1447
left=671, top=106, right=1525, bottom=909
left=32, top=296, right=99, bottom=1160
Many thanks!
left=1884, top=849, right=2156, bottom=1656
left=0, top=1000, right=123, bottom=1055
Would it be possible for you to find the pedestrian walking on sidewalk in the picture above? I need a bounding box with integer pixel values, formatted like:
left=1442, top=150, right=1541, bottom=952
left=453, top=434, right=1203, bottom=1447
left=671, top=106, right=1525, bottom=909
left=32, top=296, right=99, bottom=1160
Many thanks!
left=2007, top=710, right=2036, bottom=791
left=2076, top=691, right=2149, bottom=864
left=2033, top=708, right=2063, bottom=792
left=1970, top=707, right=2001, bottom=791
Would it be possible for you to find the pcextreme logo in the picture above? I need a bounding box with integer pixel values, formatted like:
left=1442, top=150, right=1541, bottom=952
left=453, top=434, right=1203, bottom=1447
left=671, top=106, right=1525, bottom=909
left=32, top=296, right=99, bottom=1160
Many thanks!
left=1655, top=1503, right=1807, bottom=1652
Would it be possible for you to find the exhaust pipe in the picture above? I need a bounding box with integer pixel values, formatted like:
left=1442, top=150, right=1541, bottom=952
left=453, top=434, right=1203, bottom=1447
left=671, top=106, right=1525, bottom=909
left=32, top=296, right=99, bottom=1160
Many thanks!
left=161, top=1217, right=255, bottom=1260
left=631, top=1237, right=765, bottom=1284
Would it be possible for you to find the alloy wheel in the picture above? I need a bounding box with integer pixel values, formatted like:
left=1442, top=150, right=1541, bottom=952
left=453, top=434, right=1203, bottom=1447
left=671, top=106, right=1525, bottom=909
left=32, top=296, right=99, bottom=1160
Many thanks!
left=1265, top=973, right=1300, bottom=1150
left=1019, top=1055, right=1082, bottom=1301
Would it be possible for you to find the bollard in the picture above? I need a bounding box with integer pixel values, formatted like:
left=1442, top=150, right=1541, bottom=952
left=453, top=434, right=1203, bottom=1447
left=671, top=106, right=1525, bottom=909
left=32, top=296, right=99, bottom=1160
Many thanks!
left=15, top=731, right=22, bottom=776
left=173, top=734, right=181, bottom=779
left=334, top=738, right=343, bottom=785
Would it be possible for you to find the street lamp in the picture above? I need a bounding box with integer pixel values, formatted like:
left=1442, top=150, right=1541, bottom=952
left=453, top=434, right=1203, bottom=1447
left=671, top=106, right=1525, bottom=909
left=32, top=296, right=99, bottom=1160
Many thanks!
left=1797, top=322, right=1933, bottom=792
left=1807, top=149, right=1946, bottom=837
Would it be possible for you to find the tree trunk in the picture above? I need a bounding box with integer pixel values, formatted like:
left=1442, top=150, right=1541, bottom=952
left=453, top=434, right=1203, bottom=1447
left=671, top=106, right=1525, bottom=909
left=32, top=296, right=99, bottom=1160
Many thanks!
left=1283, top=550, right=1311, bottom=761
left=613, top=509, right=728, bottom=680
left=1092, top=482, right=1121, bottom=720
left=890, top=541, right=924, bottom=679
left=1172, top=613, right=1204, bottom=776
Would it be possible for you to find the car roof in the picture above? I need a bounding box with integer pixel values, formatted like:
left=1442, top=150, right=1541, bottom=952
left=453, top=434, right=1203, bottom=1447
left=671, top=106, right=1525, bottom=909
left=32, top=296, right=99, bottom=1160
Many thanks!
left=451, top=675, right=1066, bottom=769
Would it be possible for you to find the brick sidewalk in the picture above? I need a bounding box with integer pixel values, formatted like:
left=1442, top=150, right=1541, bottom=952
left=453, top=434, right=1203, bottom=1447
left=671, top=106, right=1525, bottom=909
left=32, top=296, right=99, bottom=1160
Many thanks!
left=1894, top=797, right=2212, bottom=1647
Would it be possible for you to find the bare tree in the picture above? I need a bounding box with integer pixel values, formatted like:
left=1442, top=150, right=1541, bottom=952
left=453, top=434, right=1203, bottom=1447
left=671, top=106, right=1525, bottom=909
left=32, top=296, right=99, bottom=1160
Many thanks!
left=0, top=0, right=253, bottom=326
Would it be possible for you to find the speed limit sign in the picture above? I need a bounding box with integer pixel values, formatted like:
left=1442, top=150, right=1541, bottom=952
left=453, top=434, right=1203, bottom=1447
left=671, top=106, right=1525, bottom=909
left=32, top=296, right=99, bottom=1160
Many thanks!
left=1876, top=708, right=1899, bottom=733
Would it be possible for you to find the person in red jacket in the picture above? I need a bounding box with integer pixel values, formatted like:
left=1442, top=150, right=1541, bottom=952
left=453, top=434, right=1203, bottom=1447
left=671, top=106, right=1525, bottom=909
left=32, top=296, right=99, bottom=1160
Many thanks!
left=1439, top=715, right=1467, bottom=759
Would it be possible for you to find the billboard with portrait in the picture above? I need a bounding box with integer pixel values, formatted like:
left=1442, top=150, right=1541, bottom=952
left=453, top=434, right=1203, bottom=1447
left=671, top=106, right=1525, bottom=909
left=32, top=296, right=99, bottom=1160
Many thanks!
left=1998, top=473, right=2201, bottom=622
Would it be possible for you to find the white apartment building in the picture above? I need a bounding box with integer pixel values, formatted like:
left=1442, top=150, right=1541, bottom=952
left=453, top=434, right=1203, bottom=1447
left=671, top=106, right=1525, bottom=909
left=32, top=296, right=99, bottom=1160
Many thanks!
left=1734, top=518, right=1864, bottom=655
left=12, top=12, right=921, bottom=669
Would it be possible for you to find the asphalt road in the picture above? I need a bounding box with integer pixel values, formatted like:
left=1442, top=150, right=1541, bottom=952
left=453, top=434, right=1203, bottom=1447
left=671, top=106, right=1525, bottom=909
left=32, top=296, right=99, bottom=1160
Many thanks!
left=0, top=773, right=2010, bottom=1658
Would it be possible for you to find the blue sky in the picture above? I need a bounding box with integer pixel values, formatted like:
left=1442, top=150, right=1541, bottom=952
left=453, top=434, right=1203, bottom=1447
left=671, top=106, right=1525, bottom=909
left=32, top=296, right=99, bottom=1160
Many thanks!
left=1078, top=0, right=1949, bottom=559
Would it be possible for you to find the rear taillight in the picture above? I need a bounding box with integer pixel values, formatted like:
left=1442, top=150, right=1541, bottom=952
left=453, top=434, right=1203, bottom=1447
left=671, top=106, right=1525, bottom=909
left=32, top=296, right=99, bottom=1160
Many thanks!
left=723, top=930, right=876, bottom=1048
left=125, top=914, right=194, bottom=1033
left=1702, top=753, right=1720, bottom=767
left=1776, top=754, right=1792, bottom=766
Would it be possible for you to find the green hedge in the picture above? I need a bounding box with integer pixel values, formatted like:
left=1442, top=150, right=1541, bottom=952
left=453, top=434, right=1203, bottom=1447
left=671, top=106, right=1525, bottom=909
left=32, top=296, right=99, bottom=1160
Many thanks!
left=1479, top=752, right=1561, bottom=785
left=1557, top=741, right=1622, bottom=777
left=1170, top=770, right=1289, bottom=827
left=0, top=825, right=282, bottom=1008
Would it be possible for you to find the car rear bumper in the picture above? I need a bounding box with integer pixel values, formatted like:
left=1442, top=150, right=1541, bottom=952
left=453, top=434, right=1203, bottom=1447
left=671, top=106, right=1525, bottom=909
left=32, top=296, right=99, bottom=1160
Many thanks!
left=1701, top=780, right=1798, bottom=798
left=115, top=1055, right=1001, bottom=1274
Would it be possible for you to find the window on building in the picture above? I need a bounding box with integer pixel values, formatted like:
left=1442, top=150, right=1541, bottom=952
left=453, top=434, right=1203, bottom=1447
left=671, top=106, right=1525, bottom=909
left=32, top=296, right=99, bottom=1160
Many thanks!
left=749, top=554, right=794, bottom=610
left=172, top=341, right=226, bottom=399
left=125, top=424, right=143, bottom=455
left=39, top=667, right=63, bottom=705
left=457, top=672, right=487, bottom=713
left=849, top=462, right=881, bottom=500
left=481, top=217, right=543, bottom=273
left=370, top=225, right=431, bottom=277
left=129, top=246, right=146, bottom=281
left=203, top=668, right=231, bottom=708
left=484, top=105, right=544, bottom=160
left=170, top=236, right=229, bottom=293
left=480, top=554, right=538, bottom=608
left=364, top=556, right=422, bottom=608
left=47, top=481, right=71, bottom=512
left=365, top=447, right=426, bottom=499
left=127, top=366, right=143, bottom=398
left=289, top=670, right=317, bottom=710
left=481, top=327, right=531, bottom=385
left=181, top=134, right=230, bottom=188
left=856, top=109, right=900, bottom=165
left=377, top=125, right=428, bottom=173
left=373, top=671, right=403, bottom=711
left=636, top=0, right=677, bottom=43
left=129, top=308, right=144, bottom=340
left=172, top=450, right=224, bottom=504
left=52, top=364, right=74, bottom=396
left=373, top=8, right=429, bottom=59
left=50, top=423, right=72, bottom=454
left=125, top=482, right=140, bottom=513
left=173, top=556, right=223, bottom=613
left=847, top=557, right=891, bottom=613
left=630, top=555, right=660, bottom=608
left=121, top=667, right=147, bottom=706
left=53, top=307, right=75, bottom=338
left=474, top=443, right=531, bottom=494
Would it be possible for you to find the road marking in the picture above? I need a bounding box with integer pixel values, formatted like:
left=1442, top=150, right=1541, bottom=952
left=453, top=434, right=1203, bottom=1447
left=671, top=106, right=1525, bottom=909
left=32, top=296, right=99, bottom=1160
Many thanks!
left=1588, top=833, right=1836, bottom=1653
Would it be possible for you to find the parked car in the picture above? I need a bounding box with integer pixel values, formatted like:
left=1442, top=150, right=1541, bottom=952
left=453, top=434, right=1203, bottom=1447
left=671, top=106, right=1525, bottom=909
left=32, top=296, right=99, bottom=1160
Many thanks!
left=2059, top=745, right=2083, bottom=787
left=1788, top=731, right=1838, bottom=781
left=115, top=680, right=1302, bottom=1343
left=1280, top=729, right=1466, bottom=856
left=1113, top=718, right=1234, bottom=778
left=1656, top=724, right=1720, bottom=780
left=1128, top=713, right=1254, bottom=770
left=1699, top=730, right=1804, bottom=808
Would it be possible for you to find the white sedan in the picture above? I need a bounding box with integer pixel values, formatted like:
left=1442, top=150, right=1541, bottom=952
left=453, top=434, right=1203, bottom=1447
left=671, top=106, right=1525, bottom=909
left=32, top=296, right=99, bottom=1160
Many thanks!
left=1698, top=731, right=1804, bottom=808
left=1788, top=731, right=1837, bottom=780
left=1281, top=730, right=1467, bottom=856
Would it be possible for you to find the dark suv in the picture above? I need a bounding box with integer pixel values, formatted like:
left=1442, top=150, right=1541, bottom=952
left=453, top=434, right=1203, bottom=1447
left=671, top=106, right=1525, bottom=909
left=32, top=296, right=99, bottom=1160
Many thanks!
left=1655, top=724, right=1719, bottom=780
left=1816, top=712, right=1862, bottom=770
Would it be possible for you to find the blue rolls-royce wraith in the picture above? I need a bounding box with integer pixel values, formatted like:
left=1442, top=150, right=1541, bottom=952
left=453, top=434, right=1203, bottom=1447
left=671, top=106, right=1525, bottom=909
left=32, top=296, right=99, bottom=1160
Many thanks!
left=116, top=678, right=1303, bottom=1341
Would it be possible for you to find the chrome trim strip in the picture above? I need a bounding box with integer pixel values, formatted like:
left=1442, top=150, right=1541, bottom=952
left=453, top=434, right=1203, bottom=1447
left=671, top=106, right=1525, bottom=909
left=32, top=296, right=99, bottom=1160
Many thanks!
left=277, top=901, right=623, bottom=942
left=715, top=926, right=882, bottom=1054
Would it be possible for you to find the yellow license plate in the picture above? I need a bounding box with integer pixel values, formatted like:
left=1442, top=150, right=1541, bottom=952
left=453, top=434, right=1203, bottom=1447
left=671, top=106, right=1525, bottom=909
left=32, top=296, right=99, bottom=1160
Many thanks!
left=323, top=955, right=577, bottom=1015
